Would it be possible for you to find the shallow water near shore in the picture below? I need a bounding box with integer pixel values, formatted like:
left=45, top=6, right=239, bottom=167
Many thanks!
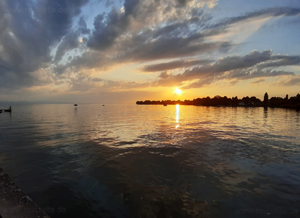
left=0, top=104, right=300, bottom=217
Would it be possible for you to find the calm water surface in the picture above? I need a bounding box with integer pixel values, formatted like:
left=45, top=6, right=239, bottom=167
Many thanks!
left=0, top=104, right=300, bottom=217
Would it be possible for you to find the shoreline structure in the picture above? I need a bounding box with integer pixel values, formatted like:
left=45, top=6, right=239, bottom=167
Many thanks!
left=0, top=168, right=51, bottom=218
left=136, top=92, right=300, bottom=109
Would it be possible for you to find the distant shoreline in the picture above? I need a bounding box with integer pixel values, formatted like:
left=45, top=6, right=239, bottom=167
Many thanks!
left=136, top=93, right=300, bottom=110
left=136, top=102, right=300, bottom=110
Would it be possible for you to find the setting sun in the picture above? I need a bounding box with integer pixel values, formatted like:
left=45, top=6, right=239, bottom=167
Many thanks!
left=174, top=88, right=182, bottom=96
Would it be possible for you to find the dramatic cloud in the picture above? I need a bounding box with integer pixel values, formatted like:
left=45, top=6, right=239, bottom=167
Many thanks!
left=274, top=75, right=300, bottom=86
left=56, top=5, right=300, bottom=76
left=0, top=0, right=89, bottom=89
left=206, top=7, right=300, bottom=30
left=155, top=50, right=297, bottom=88
left=54, top=17, right=90, bottom=63
left=142, top=59, right=213, bottom=72
left=257, top=55, right=300, bottom=69
left=57, top=6, right=227, bottom=74
left=87, top=0, right=207, bottom=50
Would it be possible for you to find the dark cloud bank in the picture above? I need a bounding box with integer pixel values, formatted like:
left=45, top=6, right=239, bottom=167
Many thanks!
left=154, top=50, right=298, bottom=88
left=0, top=0, right=89, bottom=89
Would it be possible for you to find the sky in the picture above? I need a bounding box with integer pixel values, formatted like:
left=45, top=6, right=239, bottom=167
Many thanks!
left=0, top=0, right=300, bottom=104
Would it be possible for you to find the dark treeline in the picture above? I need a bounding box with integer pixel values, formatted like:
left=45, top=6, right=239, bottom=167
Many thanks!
left=136, top=92, right=300, bottom=109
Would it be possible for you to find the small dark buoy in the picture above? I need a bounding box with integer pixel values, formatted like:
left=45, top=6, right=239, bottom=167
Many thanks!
left=102, top=105, right=105, bottom=106
left=74, top=104, right=78, bottom=107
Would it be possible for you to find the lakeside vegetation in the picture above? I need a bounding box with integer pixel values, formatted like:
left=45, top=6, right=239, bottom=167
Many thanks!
left=136, top=92, right=300, bottom=109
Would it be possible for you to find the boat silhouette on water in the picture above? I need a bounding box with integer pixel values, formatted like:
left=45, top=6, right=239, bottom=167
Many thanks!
left=0, top=106, right=12, bottom=112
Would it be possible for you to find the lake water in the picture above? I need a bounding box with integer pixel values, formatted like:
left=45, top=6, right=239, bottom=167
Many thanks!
left=0, top=104, right=300, bottom=217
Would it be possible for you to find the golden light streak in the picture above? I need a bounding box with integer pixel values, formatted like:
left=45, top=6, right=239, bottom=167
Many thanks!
left=176, top=104, right=180, bottom=129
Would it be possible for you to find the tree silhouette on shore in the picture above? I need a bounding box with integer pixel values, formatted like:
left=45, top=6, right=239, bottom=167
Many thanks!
left=136, top=93, right=300, bottom=109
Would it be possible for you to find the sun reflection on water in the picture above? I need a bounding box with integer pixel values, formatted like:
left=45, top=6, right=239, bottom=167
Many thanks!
left=176, top=104, right=180, bottom=129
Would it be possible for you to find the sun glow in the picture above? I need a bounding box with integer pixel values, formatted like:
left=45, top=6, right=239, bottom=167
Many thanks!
left=174, top=88, right=182, bottom=96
